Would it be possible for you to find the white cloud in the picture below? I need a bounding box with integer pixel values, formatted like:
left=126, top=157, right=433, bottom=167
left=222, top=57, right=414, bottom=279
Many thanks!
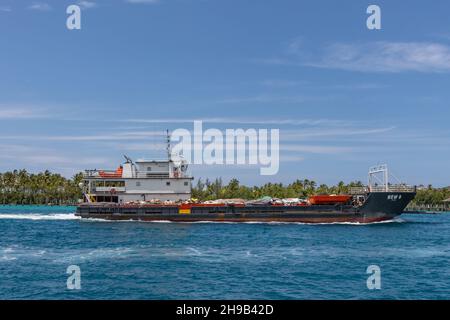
left=281, top=127, right=396, bottom=141
left=0, top=130, right=165, bottom=141
left=214, top=93, right=338, bottom=104
left=265, top=40, right=450, bottom=73
left=260, top=79, right=307, bottom=87
left=113, top=142, right=167, bottom=151
left=280, top=155, right=305, bottom=162
left=316, top=42, right=450, bottom=72
left=28, top=3, right=52, bottom=11
left=259, top=79, right=384, bottom=90
left=0, top=6, right=12, bottom=12
left=287, top=37, right=304, bottom=55
left=0, top=107, right=47, bottom=119
left=77, top=1, right=97, bottom=9
left=281, top=144, right=353, bottom=154
left=309, top=42, right=450, bottom=73
left=216, top=95, right=310, bottom=104
left=123, top=117, right=350, bottom=126
left=125, top=0, right=160, bottom=4
left=0, top=144, right=108, bottom=167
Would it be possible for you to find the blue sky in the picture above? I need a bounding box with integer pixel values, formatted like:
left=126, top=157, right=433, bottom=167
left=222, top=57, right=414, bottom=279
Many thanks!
left=0, top=0, right=449, bottom=186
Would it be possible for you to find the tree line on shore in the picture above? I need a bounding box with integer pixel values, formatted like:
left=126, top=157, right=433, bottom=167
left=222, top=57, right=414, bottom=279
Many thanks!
left=192, top=178, right=365, bottom=200
left=0, top=170, right=83, bottom=205
left=0, top=170, right=448, bottom=206
left=412, top=185, right=450, bottom=206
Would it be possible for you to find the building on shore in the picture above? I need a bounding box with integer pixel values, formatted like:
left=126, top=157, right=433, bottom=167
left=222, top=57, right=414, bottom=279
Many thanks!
left=444, top=198, right=450, bottom=210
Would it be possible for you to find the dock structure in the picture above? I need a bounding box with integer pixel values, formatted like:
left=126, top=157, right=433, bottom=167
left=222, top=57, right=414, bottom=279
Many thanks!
left=405, top=199, right=450, bottom=214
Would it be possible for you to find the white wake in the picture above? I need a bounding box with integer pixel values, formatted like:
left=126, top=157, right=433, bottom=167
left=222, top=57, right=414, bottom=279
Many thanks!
left=0, top=213, right=80, bottom=220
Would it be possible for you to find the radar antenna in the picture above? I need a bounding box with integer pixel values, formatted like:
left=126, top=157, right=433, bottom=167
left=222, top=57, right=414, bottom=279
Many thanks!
left=123, top=155, right=133, bottom=164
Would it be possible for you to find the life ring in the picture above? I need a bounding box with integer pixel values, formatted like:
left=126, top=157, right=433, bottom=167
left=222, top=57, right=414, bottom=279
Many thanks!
left=110, top=188, right=117, bottom=195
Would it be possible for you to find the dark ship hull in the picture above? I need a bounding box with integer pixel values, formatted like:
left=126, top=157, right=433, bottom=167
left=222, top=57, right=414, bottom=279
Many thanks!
left=76, top=191, right=416, bottom=224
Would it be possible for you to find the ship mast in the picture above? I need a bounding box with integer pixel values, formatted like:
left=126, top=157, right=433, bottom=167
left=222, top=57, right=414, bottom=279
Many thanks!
left=368, top=164, right=389, bottom=192
left=166, top=129, right=171, bottom=161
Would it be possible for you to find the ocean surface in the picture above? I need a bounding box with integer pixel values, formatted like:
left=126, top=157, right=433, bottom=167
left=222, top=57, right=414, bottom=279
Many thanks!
left=0, top=205, right=449, bottom=300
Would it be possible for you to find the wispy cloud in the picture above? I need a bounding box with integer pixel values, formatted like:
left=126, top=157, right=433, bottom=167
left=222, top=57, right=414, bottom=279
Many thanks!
left=0, top=131, right=164, bottom=142
left=328, top=83, right=387, bottom=90
left=259, top=79, right=385, bottom=90
left=3, top=126, right=380, bottom=142
left=113, top=142, right=167, bottom=151
left=260, top=79, right=308, bottom=87
left=214, top=94, right=335, bottom=104
left=0, top=144, right=108, bottom=167
left=77, top=1, right=97, bottom=9
left=281, top=144, right=353, bottom=154
left=281, top=126, right=397, bottom=141
left=263, top=39, right=450, bottom=73
left=309, top=42, right=450, bottom=73
left=215, top=95, right=310, bottom=104
left=280, top=155, right=305, bottom=162
left=125, top=0, right=160, bottom=4
left=0, top=6, right=12, bottom=12
left=0, top=107, right=48, bottom=119
left=123, top=117, right=351, bottom=126
left=28, top=2, right=52, bottom=11
left=287, top=36, right=304, bottom=55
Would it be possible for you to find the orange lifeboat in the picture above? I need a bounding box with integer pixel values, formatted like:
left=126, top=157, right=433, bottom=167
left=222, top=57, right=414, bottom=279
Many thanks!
left=309, top=195, right=351, bottom=205
left=99, top=166, right=123, bottom=178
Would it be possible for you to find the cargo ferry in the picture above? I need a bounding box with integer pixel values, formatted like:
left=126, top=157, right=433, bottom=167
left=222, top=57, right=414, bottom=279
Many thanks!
left=76, top=146, right=416, bottom=223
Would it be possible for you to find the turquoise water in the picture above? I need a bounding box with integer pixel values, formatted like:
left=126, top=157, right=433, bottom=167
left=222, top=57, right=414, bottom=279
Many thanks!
left=0, top=205, right=449, bottom=300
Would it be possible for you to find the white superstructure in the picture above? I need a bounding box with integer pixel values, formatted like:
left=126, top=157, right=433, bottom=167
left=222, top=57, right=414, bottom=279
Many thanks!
left=81, top=147, right=193, bottom=203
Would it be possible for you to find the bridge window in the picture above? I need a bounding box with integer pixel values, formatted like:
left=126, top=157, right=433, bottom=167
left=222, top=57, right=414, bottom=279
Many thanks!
left=102, top=181, right=125, bottom=187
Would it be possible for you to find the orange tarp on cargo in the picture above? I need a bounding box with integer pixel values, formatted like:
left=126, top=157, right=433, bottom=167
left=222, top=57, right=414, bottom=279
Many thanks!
left=309, top=195, right=351, bottom=205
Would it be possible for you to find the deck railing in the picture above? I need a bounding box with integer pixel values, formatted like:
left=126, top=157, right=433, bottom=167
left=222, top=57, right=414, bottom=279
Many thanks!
left=371, top=185, right=416, bottom=192
left=349, top=185, right=416, bottom=194
left=135, top=171, right=170, bottom=179
left=94, top=187, right=126, bottom=193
